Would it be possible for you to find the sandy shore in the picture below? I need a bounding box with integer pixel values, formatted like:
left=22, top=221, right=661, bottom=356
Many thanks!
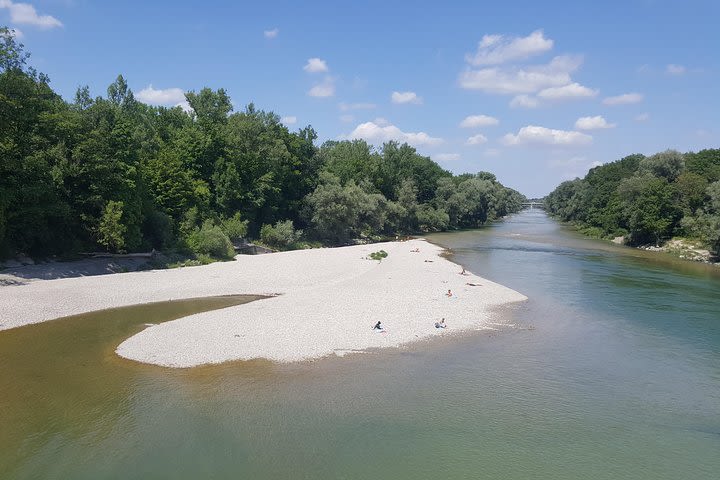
left=0, top=239, right=526, bottom=366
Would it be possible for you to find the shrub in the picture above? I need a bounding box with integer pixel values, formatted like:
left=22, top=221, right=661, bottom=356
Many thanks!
left=369, top=250, right=388, bottom=261
left=186, top=221, right=235, bottom=259
left=260, top=220, right=302, bottom=250
left=97, top=200, right=126, bottom=252
left=221, top=212, right=249, bottom=243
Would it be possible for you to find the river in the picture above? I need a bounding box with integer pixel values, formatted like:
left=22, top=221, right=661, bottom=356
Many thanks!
left=1, top=210, right=718, bottom=479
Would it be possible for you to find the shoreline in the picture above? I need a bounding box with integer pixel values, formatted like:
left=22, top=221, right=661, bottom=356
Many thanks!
left=0, top=239, right=527, bottom=367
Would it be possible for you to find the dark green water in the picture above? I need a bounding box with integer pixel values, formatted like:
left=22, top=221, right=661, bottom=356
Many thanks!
left=1, top=211, right=718, bottom=479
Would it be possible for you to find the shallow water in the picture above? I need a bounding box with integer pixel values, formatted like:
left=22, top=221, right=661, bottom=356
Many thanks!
left=1, top=211, right=719, bottom=479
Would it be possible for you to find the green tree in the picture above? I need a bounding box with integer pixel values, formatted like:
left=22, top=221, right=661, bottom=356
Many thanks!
left=97, top=200, right=126, bottom=252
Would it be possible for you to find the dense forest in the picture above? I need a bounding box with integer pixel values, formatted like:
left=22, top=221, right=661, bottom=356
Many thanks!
left=545, top=148, right=720, bottom=255
left=0, top=28, right=525, bottom=261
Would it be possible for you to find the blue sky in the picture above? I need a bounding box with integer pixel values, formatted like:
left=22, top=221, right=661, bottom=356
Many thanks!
left=2, top=0, right=718, bottom=197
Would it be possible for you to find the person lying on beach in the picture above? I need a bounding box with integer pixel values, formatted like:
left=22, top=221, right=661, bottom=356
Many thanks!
left=372, top=321, right=383, bottom=331
left=435, top=318, right=446, bottom=329
left=411, top=247, right=420, bottom=252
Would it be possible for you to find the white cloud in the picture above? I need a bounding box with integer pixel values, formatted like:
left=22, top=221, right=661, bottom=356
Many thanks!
left=264, top=28, right=278, bottom=39
left=466, top=30, right=553, bottom=66
left=176, top=100, right=193, bottom=113
left=303, top=57, right=328, bottom=73
left=574, top=115, right=616, bottom=130
left=459, top=54, right=583, bottom=94
left=136, top=85, right=186, bottom=105
left=436, top=153, right=460, bottom=161
left=510, top=94, right=540, bottom=108
left=603, top=92, right=643, bottom=105
left=391, top=91, right=422, bottom=104
left=308, top=77, right=335, bottom=97
left=347, top=120, right=443, bottom=147
left=0, top=1, right=62, bottom=28
left=466, top=134, right=488, bottom=145
left=339, top=114, right=354, bottom=123
left=501, top=125, right=592, bottom=147
left=281, top=116, right=297, bottom=125
left=459, top=114, right=498, bottom=128
left=484, top=148, right=500, bottom=157
left=666, top=64, right=685, bottom=75
left=339, top=102, right=376, bottom=111
left=537, top=82, right=598, bottom=100
left=2, top=26, right=22, bottom=38
left=635, top=112, right=650, bottom=122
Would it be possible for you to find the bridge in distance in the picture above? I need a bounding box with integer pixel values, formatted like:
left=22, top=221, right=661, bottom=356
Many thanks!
left=521, top=202, right=545, bottom=209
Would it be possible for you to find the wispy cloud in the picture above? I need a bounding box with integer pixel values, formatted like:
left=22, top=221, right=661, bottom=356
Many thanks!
left=466, top=134, right=488, bottom=145
left=460, top=54, right=583, bottom=94
left=510, top=94, right=540, bottom=109
left=666, top=64, right=685, bottom=75
left=459, top=114, right=498, bottom=128
left=347, top=120, right=443, bottom=147
left=308, top=76, right=335, bottom=97
left=264, top=28, right=278, bottom=39
left=574, top=115, right=615, bottom=130
left=304, top=57, right=328, bottom=73
left=391, top=91, right=422, bottom=104
left=537, top=82, right=598, bottom=100
left=465, top=30, right=553, bottom=66
left=501, top=125, right=592, bottom=146
left=603, top=93, right=643, bottom=105
left=281, top=116, right=297, bottom=125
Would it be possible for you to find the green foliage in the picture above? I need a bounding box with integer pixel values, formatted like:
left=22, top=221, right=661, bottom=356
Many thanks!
left=259, top=220, right=302, bottom=250
left=142, top=211, right=174, bottom=250
left=304, top=173, right=387, bottom=244
left=546, top=149, right=720, bottom=254
left=0, top=37, right=524, bottom=260
left=220, top=213, right=249, bottom=243
left=637, top=150, right=685, bottom=182
left=186, top=221, right=235, bottom=259
left=369, top=250, right=388, bottom=261
left=97, top=201, right=126, bottom=252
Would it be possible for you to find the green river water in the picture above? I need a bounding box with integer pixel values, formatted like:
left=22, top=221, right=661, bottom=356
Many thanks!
left=1, top=210, right=718, bottom=479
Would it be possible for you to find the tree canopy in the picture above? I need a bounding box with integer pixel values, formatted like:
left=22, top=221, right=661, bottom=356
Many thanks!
left=0, top=30, right=524, bottom=259
left=545, top=148, right=720, bottom=253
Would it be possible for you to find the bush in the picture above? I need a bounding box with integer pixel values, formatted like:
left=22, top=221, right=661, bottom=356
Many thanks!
left=369, top=250, right=388, bottom=261
left=220, top=212, right=249, bottom=243
left=186, top=221, right=235, bottom=259
left=97, top=200, right=126, bottom=252
left=260, top=220, right=302, bottom=250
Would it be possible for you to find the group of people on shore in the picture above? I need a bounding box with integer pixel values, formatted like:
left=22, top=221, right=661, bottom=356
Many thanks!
left=372, top=317, right=446, bottom=332
left=372, top=249, right=464, bottom=333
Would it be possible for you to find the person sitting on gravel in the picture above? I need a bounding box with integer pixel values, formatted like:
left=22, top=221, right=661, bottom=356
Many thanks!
left=446, top=289, right=453, bottom=297
left=372, top=321, right=384, bottom=331
left=435, top=318, right=447, bottom=329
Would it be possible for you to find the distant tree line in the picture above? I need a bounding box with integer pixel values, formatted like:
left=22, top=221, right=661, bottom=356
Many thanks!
left=0, top=28, right=525, bottom=260
left=545, top=149, right=720, bottom=254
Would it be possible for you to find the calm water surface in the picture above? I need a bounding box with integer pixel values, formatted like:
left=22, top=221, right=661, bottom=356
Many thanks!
left=1, top=210, right=718, bottom=479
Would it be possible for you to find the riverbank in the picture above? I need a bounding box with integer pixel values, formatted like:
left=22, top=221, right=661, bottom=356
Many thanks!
left=0, top=239, right=527, bottom=366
